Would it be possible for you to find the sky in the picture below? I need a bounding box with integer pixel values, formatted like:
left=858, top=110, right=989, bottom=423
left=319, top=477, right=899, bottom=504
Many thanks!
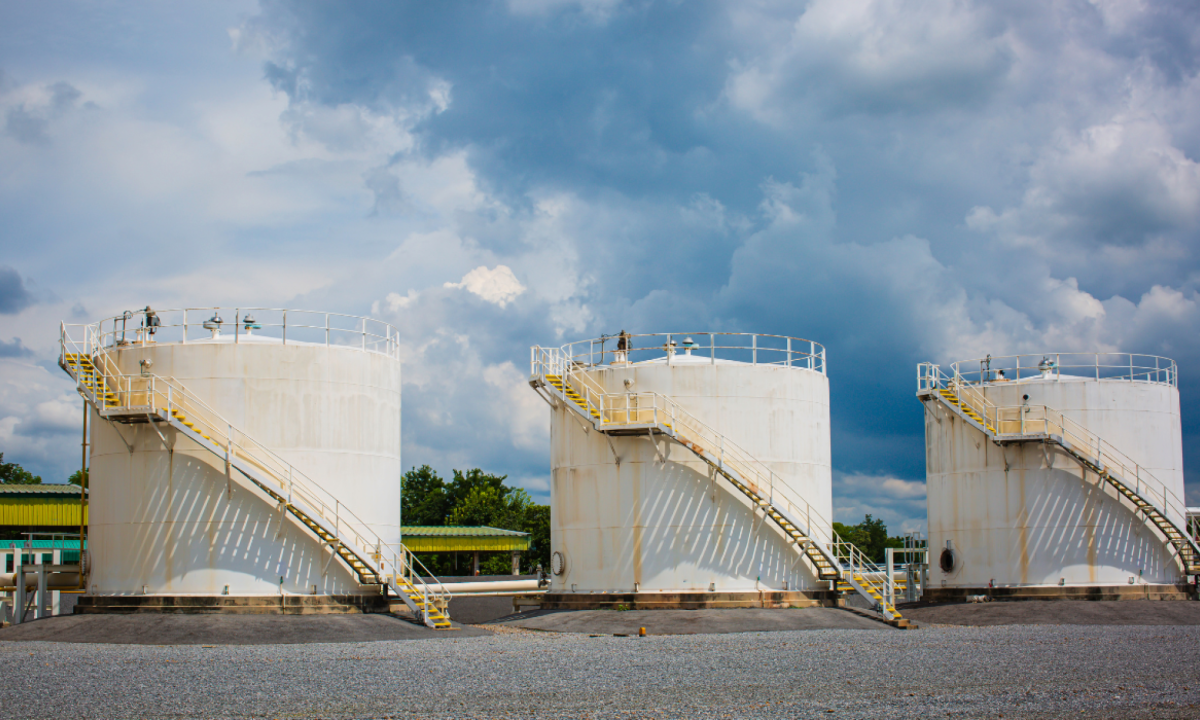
left=1, top=0, right=1198, bottom=534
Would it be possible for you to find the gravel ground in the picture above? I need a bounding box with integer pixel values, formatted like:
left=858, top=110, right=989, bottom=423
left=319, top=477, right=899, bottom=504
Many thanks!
left=494, top=607, right=885, bottom=633
left=1, top=624, right=1197, bottom=719
left=903, top=600, right=1200, bottom=626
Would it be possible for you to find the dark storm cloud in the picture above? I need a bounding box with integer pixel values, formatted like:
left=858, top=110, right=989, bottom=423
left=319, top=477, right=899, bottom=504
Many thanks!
left=243, top=0, right=1200, bottom=521
left=0, top=337, right=33, bottom=357
left=0, top=266, right=34, bottom=314
left=3, top=80, right=82, bottom=145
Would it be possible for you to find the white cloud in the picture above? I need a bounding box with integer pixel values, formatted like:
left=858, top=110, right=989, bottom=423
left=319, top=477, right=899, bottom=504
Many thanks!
left=724, top=0, right=1013, bottom=122
left=483, top=361, right=549, bottom=451
left=444, top=265, right=527, bottom=308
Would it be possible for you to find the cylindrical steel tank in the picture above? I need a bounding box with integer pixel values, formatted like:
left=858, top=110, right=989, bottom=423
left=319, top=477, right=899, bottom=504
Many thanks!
left=924, top=353, right=1185, bottom=594
left=546, top=333, right=831, bottom=597
left=84, top=308, right=400, bottom=597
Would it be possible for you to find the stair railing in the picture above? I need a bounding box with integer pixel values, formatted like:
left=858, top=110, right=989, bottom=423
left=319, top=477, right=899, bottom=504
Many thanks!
left=830, top=536, right=898, bottom=618
left=60, top=329, right=448, bottom=614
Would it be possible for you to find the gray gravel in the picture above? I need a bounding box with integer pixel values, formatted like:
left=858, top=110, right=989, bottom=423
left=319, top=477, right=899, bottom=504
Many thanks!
left=904, top=599, right=1200, bottom=626
left=495, top=607, right=886, bottom=633
left=2, top=624, right=1198, bottom=719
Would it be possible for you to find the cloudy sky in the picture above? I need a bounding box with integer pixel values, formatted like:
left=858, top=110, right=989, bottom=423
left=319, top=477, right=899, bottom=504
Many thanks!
left=2, top=0, right=1198, bottom=532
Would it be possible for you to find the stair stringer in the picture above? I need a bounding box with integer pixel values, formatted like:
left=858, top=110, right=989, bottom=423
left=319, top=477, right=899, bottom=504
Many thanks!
left=158, top=408, right=451, bottom=628
left=920, top=388, right=1200, bottom=577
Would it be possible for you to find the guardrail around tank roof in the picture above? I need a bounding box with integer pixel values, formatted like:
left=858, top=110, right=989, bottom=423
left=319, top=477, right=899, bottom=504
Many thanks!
left=918, top=362, right=1191, bottom=538
left=948, top=352, right=1177, bottom=388
left=64, top=307, right=400, bottom=360
left=551, top=332, right=826, bottom=374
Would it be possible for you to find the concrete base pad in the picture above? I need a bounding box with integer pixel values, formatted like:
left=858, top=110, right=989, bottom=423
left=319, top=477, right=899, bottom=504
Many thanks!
left=491, top=607, right=886, bottom=634
left=74, top=594, right=392, bottom=615
left=922, top=583, right=1192, bottom=603
left=0, top=613, right=489, bottom=644
left=537, top=590, right=840, bottom=610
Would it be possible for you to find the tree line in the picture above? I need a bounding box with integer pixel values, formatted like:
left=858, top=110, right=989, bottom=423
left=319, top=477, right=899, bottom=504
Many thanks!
left=402, top=465, right=550, bottom=576
left=0, top=453, right=86, bottom=486
left=832, top=514, right=913, bottom=564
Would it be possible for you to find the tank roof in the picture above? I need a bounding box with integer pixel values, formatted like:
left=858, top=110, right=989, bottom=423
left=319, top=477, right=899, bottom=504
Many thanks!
left=948, top=352, right=1176, bottom=388
left=553, top=331, right=826, bottom=374
left=61, top=306, right=399, bottom=361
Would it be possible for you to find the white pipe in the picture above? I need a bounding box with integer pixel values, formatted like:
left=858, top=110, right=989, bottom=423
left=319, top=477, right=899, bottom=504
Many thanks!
left=424, top=579, right=542, bottom=595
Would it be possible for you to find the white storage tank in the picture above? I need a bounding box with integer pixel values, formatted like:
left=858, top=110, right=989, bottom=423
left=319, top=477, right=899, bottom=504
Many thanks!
left=920, top=353, right=1190, bottom=599
left=534, top=333, right=835, bottom=607
left=73, top=308, right=401, bottom=603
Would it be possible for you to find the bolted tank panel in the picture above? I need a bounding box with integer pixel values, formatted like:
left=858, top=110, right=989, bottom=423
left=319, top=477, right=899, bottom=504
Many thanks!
left=548, top=339, right=831, bottom=594
left=925, top=354, right=1184, bottom=589
left=85, top=317, right=400, bottom=597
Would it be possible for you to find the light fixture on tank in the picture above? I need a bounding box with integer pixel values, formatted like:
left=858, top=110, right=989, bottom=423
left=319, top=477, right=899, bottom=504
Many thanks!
left=202, top=313, right=223, bottom=338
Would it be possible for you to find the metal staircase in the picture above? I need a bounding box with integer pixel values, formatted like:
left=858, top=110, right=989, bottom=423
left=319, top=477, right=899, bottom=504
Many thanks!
left=533, top=348, right=911, bottom=628
left=918, top=363, right=1200, bottom=576
left=59, top=329, right=452, bottom=629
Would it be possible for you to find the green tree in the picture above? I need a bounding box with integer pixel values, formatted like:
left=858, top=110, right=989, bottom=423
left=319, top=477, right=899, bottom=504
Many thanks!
left=446, top=468, right=509, bottom=510
left=401, top=465, right=551, bottom=575
left=834, top=514, right=906, bottom=563
left=522, top=503, right=551, bottom=572
left=401, top=465, right=448, bottom=527
left=0, top=453, right=41, bottom=485
left=69, top=468, right=88, bottom=487
left=447, top=485, right=532, bottom=530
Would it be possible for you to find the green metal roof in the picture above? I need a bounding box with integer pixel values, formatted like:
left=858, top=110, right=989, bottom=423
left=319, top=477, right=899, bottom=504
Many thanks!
left=0, top=484, right=86, bottom=495
left=0, top=539, right=84, bottom=550
left=401, top=526, right=531, bottom=553
left=402, top=526, right=528, bottom=537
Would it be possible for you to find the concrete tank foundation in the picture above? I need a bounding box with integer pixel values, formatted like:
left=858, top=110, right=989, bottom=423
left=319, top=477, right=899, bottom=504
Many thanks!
left=73, top=594, right=393, bottom=615
left=538, top=590, right=842, bottom=610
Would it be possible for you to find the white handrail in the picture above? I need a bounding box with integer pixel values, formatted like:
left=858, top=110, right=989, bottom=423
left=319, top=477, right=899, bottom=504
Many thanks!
left=947, top=352, right=1176, bottom=388
left=64, top=307, right=400, bottom=360
left=550, top=332, right=826, bottom=375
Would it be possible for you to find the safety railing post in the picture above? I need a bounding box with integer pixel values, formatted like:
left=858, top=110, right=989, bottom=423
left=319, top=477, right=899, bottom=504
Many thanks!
left=787, top=337, right=791, bottom=368
left=235, top=308, right=240, bottom=344
left=282, top=310, right=287, bottom=345
left=362, top=318, right=366, bottom=351
left=752, top=334, right=757, bottom=365
left=325, top=314, right=330, bottom=347
left=182, top=309, right=187, bottom=344
left=711, top=333, right=715, bottom=365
